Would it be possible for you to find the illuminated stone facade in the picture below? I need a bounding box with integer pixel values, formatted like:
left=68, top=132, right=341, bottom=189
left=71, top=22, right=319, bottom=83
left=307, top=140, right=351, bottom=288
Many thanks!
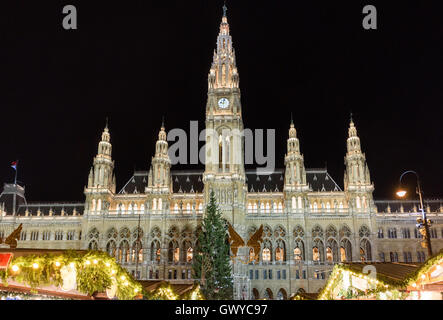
left=1, top=6, right=442, bottom=300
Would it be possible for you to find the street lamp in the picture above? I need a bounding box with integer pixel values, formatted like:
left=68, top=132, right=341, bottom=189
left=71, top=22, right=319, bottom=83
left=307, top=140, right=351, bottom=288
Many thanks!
left=396, top=170, right=433, bottom=257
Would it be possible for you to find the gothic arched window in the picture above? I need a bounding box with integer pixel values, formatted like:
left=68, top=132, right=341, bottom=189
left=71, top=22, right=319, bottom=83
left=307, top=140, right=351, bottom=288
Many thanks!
left=151, top=240, right=161, bottom=263
left=187, top=247, right=193, bottom=263
left=262, top=240, right=272, bottom=263
left=358, top=225, right=371, bottom=238
left=313, top=247, right=320, bottom=261
left=360, top=239, right=372, bottom=261
left=225, top=136, right=230, bottom=170
left=88, top=240, right=98, bottom=250
left=326, top=247, right=333, bottom=262
left=218, top=135, right=223, bottom=170
left=119, top=240, right=130, bottom=263
left=340, top=238, right=352, bottom=262
left=106, top=240, right=117, bottom=258
left=294, top=247, right=302, bottom=261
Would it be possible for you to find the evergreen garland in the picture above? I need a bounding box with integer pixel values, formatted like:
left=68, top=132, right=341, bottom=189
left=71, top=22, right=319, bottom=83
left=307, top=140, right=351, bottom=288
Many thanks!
left=318, top=249, right=443, bottom=300
left=0, top=250, right=142, bottom=300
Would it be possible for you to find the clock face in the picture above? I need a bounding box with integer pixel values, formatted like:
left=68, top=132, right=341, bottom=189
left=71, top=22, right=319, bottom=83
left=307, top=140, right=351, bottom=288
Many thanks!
left=218, top=98, right=230, bottom=109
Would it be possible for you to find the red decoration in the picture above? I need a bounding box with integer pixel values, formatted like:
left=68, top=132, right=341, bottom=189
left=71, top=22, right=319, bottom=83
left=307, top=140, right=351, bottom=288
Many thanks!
left=0, top=253, right=13, bottom=269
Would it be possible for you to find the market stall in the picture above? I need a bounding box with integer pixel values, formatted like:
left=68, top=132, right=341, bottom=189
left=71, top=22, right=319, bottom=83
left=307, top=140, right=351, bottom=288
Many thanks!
left=0, top=249, right=142, bottom=300
left=318, top=250, right=443, bottom=300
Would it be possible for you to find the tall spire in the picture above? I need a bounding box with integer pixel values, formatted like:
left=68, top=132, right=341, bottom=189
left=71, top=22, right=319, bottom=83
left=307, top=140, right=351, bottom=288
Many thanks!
left=284, top=119, right=307, bottom=189
left=208, top=3, right=239, bottom=89
left=347, top=117, right=360, bottom=150
left=158, top=120, right=167, bottom=143
left=148, top=120, right=171, bottom=190
left=86, top=124, right=115, bottom=196
left=344, top=117, right=372, bottom=190
left=289, top=117, right=297, bottom=139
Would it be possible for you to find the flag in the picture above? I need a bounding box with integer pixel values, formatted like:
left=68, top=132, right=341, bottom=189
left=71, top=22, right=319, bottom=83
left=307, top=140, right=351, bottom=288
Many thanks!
left=11, top=161, right=17, bottom=170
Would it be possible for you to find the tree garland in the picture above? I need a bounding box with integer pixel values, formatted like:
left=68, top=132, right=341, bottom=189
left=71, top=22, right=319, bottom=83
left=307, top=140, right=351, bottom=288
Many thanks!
left=0, top=250, right=142, bottom=300
left=180, top=283, right=204, bottom=300
left=318, top=249, right=443, bottom=300
left=403, top=249, right=443, bottom=288
left=0, top=290, right=71, bottom=300
left=144, top=282, right=205, bottom=300
left=147, top=282, right=179, bottom=300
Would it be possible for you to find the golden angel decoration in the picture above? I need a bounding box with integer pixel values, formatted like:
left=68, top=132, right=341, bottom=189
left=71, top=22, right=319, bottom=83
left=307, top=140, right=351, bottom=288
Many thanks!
left=227, top=223, right=263, bottom=264
left=0, top=224, right=22, bottom=249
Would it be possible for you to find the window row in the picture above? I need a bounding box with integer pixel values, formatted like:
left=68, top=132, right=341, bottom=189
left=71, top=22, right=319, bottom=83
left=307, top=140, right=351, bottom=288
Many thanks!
left=91, top=201, right=205, bottom=214
left=247, top=201, right=284, bottom=214
left=254, top=238, right=371, bottom=263
left=19, top=230, right=77, bottom=241
left=150, top=240, right=194, bottom=264
left=249, top=269, right=290, bottom=281
left=378, top=227, right=441, bottom=239
left=167, top=269, right=192, bottom=280
left=104, top=240, right=144, bottom=264
left=379, top=251, right=426, bottom=262
left=291, top=197, right=347, bottom=211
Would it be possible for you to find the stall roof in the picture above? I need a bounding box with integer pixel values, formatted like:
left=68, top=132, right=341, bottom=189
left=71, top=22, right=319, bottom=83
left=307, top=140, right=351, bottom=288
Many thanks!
left=139, top=280, right=194, bottom=296
left=341, top=262, right=421, bottom=283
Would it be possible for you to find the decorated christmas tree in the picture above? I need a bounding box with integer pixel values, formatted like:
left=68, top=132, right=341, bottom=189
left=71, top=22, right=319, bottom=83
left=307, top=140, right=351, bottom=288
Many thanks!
left=193, top=191, right=233, bottom=300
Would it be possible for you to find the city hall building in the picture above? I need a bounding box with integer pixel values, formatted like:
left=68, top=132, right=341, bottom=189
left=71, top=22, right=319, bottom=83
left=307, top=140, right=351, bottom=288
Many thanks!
left=1, top=6, right=442, bottom=300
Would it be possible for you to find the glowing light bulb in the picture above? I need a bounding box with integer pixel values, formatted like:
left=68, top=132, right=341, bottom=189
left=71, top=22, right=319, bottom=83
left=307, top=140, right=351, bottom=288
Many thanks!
left=93, top=259, right=98, bottom=264
left=105, top=262, right=111, bottom=267
left=32, top=263, right=39, bottom=269
left=11, top=265, right=19, bottom=272
left=121, top=275, right=126, bottom=281
left=421, top=274, right=426, bottom=280
left=412, top=283, right=417, bottom=287
left=85, top=260, right=91, bottom=265
left=55, top=261, right=61, bottom=267
left=134, top=288, right=139, bottom=293
left=124, top=281, right=129, bottom=286
left=111, top=270, right=116, bottom=275
left=70, top=263, right=75, bottom=268
left=396, top=190, right=407, bottom=198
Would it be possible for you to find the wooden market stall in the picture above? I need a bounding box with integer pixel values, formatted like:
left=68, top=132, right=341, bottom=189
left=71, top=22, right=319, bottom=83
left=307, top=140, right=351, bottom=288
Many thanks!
left=318, top=250, right=443, bottom=300
left=140, top=280, right=203, bottom=300
left=0, top=248, right=142, bottom=300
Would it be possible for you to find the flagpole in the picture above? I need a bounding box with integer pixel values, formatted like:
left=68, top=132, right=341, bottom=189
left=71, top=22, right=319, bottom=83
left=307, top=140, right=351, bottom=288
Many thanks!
left=14, top=162, right=18, bottom=185
left=13, top=161, right=18, bottom=216
left=135, top=212, right=141, bottom=280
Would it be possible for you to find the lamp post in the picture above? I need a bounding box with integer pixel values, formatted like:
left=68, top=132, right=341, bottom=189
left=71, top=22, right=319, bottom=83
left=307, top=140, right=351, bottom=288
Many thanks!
left=396, top=170, right=432, bottom=257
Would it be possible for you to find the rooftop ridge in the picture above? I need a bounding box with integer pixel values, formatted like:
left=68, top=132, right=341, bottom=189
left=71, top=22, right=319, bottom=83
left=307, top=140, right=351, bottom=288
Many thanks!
left=18, top=202, right=84, bottom=207
left=375, top=199, right=442, bottom=203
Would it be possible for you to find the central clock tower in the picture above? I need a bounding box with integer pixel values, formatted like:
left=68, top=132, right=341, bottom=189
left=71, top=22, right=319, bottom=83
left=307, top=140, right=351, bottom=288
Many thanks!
left=204, top=5, right=246, bottom=224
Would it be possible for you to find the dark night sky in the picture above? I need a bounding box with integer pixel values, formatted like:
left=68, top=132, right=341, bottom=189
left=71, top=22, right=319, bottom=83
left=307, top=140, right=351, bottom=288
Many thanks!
left=0, top=1, right=442, bottom=202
